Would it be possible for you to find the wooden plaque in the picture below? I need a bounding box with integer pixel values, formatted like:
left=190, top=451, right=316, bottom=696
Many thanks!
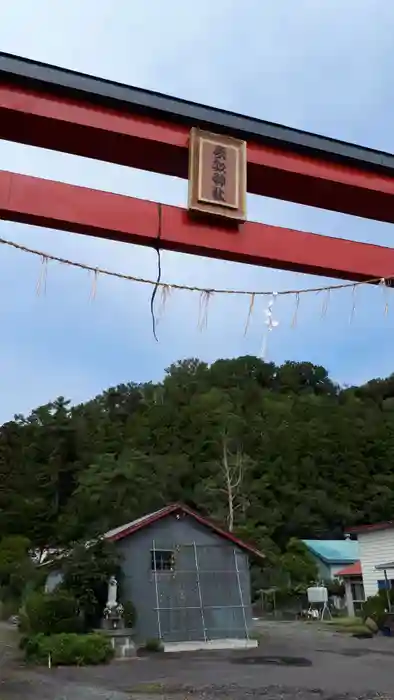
left=188, top=128, right=247, bottom=222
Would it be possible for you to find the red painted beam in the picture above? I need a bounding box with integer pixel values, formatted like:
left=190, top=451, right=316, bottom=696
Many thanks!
left=1, top=85, right=394, bottom=224
left=1, top=170, right=394, bottom=283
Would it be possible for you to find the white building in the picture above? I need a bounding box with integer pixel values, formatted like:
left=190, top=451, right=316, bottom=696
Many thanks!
left=348, top=521, right=394, bottom=599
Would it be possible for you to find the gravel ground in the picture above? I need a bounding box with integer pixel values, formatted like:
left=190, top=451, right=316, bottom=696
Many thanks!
left=1, top=621, right=394, bottom=699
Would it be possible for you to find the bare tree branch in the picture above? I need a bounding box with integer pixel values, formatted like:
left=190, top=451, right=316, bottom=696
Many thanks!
left=220, top=436, right=246, bottom=532
left=202, top=428, right=249, bottom=533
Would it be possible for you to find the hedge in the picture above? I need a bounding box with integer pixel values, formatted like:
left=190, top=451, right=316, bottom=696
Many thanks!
left=23, top=632, right=114, bottom=665
left=24, top=590, right=83, bottom=635
left=362, top=589, right=393, bottom=628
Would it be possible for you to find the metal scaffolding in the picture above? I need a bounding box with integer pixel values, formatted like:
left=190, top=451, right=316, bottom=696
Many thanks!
left=151, top=542, right=250, bottom=642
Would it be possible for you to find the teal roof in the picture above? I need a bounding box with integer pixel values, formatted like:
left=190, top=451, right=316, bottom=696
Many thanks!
left=302, top=539, right=359, bottom=564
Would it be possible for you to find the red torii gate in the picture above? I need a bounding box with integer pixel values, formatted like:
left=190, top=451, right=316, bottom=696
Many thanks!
left=1, top=52, right=394, bottom=283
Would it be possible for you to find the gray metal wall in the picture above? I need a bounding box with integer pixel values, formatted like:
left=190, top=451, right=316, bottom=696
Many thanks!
left=115, top=513, right=253, bottom=643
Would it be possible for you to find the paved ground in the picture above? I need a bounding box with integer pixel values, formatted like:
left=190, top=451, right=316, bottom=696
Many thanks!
left=2, top=621, right=394, bottom=699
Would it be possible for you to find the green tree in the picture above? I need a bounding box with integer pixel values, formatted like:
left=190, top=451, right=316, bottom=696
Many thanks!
left=0, top=535, right=34, bottom=603
left=60, top=539, right=120, bottom=629
left=281, top=538, right=318, bottom=587
left=0, top=354, right=394, bottom=576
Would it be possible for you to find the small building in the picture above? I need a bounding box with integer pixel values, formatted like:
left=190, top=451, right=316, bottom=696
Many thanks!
left=336, top=561, right=365, bottom=617
left=302, top=539, right=359, bottom=580
left=47, top=503, right=264, bottom=649
left=347, top=521, right=394, bottom=599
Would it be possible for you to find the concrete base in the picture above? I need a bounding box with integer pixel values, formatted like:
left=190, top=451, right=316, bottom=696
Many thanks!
left=100, top=617, right=125, bottom=631
left=98, top=627, right=136, bottom=659
left=163, top=638, right=258, bottom=652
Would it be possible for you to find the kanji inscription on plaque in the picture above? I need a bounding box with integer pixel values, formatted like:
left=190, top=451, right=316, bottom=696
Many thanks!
left=188, top=128, right=246, bottom=222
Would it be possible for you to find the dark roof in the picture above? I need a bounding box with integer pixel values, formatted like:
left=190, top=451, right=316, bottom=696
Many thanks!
left=347, top=521, right=394, bottom=535
left=104, top=503, right=265, bottom=559
left=336, top=561, right=362, bottom=577
left=1, top=52, right=394, bottom=175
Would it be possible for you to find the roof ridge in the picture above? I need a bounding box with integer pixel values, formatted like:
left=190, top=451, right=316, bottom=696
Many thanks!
left=104, top=503, right=265, bottom=559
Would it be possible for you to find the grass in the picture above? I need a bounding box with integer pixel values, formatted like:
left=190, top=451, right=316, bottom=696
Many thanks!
left=327, top=616, right=362, bottom=626
left=129, top=683, right=165, bottom=694
left=322, top=616, right=370, bottom=635
left=249, top=629, right=265, bottom=641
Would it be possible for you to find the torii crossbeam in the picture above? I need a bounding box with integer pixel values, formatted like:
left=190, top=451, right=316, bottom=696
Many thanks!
left=1, top=52, right=394, bottom=283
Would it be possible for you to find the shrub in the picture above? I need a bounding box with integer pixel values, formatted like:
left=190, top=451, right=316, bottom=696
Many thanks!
left=18, top=612, right=31, bottom=634
left=362, top=593, right=387, bottom=627
left=24, top=632, right=46, bottom=659
left=19, top=634, right=30, bottom=650
left=144, top=638, right=164, bottom=652
left=25, top=590, right=82, bottom=635
left=24, top=632, right=114, bottom=665
left=122, top=600, right=136, bottom=628
left=324, top=578, right=345, bottom=598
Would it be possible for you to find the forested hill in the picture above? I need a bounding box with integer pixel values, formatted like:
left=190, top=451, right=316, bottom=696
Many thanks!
left=1, top=356, right=394, bottom=557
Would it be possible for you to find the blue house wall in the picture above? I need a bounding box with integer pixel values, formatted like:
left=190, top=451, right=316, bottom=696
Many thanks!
left=302, top=539, right=359, bottom=581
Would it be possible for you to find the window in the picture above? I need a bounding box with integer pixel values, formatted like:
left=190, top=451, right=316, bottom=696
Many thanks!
left=377, top=579, right=394, bottom=591
left=151, top=550, right=174, bottom=572
left=350, top=581, right=365, bottom=602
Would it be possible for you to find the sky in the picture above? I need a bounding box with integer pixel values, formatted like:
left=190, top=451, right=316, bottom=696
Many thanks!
left=0, top=0, right=394, bottom=421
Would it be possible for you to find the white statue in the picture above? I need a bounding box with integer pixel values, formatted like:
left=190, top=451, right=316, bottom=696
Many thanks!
left=106, top=575, right=118, bottom=609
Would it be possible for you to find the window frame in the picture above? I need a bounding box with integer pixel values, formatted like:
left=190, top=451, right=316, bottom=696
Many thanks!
left=151, top=549, right=175, bottom=572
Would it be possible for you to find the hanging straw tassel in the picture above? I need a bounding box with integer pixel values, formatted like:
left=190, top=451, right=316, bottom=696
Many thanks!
left=291, top=292, right=300, bottom=328
left=90, top=268, right=99, bottom=301
left=157, top=284, right=172, bottom=323
left=197, top=290, right=213, bottom=331
left=244, top=293, right=256, bottom=336
left=36, top=255, right=49, bottom=296
left=350, top=285, right=357, bottom=323
left=320, top=289, right=331, bottom=318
